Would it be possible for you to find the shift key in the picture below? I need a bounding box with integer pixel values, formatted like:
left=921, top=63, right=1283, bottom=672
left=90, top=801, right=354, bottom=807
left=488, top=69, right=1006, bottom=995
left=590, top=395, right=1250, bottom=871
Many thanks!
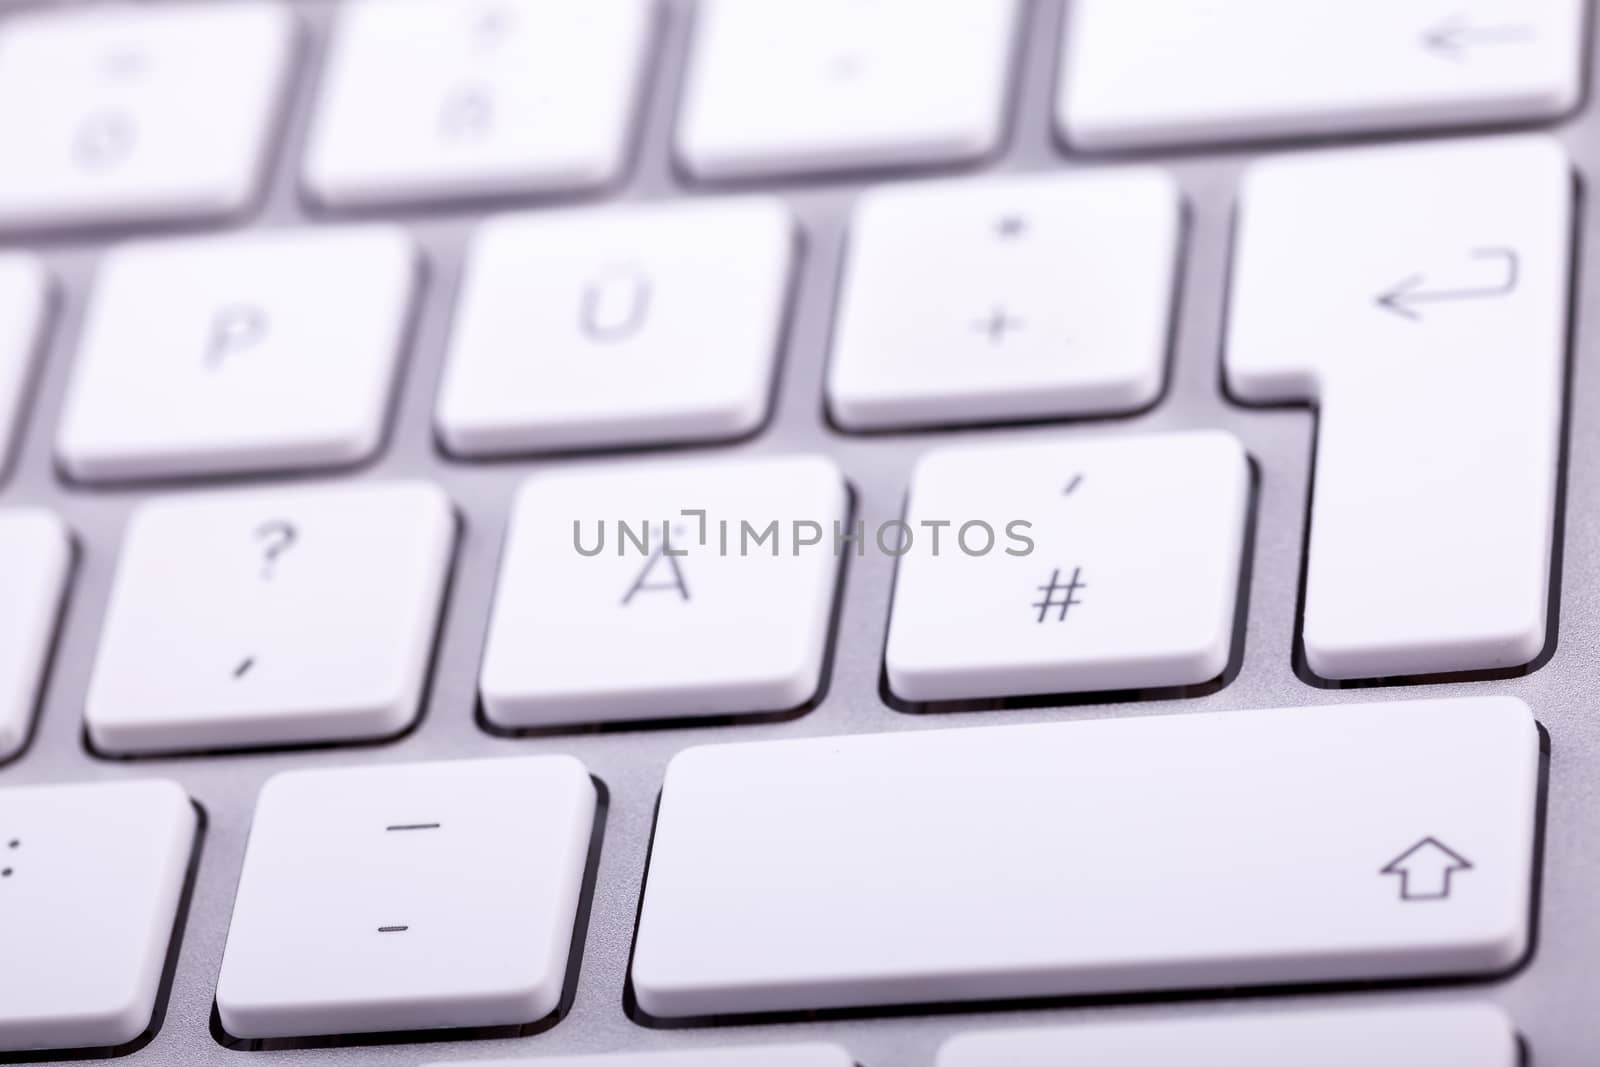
left=632, top=697, right=1540, bottom=1017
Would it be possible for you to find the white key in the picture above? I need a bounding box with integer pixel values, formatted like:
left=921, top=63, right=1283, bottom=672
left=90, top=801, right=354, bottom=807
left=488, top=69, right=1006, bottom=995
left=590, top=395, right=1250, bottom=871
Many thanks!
left=85, top=481, right=455, bottom=755
left=429, top=1046, right=854, bottom=1067
left=304, top=0, right=652, bottom=209
left=0, top=779, right=195, bottom=1052
left=938, top=1005, right=1518, bottom=1067
left=482, top=455, right=846, bottom=728
left=678, top=0, right=1019, bottom=181
left=829, top=171, right=1180, bottom=430
left=0, top=510, right=70, bottom=763
left=1228, top=136, right=1568, bottom=679
left=0, top=2, right=294, bottom=230
left=0, top=255, right=47, bottom=475
left=1060, top=0, right=1584, bottom=150
left=632, top=696, right=1539, bottom=1017
left=886, top=431, right=1249, bottom=703
left=58, top=226, right=416, bottom=482
left=438, top=199, right=793, bottom=455
left=217, top=755, right=595, bottom=1039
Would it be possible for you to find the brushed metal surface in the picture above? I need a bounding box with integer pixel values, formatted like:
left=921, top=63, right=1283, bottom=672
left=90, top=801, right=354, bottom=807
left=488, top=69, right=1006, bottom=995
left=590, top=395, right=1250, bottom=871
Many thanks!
left=1, top=1, right=1597, bottom=1064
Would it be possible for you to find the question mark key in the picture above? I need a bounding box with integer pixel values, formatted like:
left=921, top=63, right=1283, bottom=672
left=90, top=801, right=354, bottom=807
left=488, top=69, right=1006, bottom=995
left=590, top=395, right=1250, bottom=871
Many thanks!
left=84, top=481, right=456, bottom=755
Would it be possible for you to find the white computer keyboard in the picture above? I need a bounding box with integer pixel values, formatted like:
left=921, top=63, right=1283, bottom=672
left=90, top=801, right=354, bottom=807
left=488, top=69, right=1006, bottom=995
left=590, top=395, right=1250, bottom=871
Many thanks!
left=0, top=0, right=1594, bottom=1064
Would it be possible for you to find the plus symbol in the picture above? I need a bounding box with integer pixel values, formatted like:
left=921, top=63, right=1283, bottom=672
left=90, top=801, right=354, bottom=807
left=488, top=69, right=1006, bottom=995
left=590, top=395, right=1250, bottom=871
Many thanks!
left=973, top=306, right=1024, bottom=345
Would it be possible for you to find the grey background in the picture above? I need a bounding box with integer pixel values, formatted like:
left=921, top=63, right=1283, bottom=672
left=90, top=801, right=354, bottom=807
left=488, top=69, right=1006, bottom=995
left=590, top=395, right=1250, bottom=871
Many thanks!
left=1, top=0, right=1596, bottom=1063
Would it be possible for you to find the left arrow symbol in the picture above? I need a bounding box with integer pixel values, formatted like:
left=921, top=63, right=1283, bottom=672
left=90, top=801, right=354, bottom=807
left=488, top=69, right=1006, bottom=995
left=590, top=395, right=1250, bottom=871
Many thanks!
left=1381, top=837, right=1473, bottom=901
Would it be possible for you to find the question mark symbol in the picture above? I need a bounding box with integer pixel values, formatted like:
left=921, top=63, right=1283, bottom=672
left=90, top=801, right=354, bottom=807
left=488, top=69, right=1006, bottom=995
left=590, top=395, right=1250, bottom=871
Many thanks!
left=255, top=520, right=297, bottom=580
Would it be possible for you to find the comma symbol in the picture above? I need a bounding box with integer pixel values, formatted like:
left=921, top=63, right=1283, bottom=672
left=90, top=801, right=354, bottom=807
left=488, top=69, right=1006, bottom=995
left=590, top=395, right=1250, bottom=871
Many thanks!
left=581, top=266, right=652, bottom=344
left=206, top=304, right=269, bottom=369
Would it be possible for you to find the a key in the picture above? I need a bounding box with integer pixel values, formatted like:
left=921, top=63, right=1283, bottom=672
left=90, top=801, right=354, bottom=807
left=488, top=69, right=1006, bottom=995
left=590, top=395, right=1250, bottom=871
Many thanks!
left=0, top=2, right=294, bottom=231
left=0, top=510, right=71, bottom=763
left=829, top=170, right=1180, bottom=430
left=303, top=0, right=653, bottom=208
left=886, top=430, right=1249, bottom=702
left=0, top=255, right=47, bottom=477
left=677, top=0, right=1019, bottom=181
left=938, top=1005, right=1518, bottom=1067
left=1227, top=136, right=1568, bottom=680
left=1059, top=0, right=1584, bottom=150
left=428, top=1046, right=854, bottom=1067
left=481, top=454, right=847, bottom=728
left=0, top=779, right=196, bottom=1052
left=631, top=696, right=1538, bottom=1017
left=216, top=755, right=596, bottom=1039
left=57, top=226, right=417, bottom=482
left=438, top=199, right=793, bottom=455
left=84, top=481, right=455, bottom=755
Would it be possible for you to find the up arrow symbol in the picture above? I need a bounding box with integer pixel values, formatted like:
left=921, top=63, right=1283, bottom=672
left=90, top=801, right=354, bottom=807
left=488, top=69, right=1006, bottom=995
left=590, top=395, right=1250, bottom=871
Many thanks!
left=1380, top=837, right=1473, bottom=901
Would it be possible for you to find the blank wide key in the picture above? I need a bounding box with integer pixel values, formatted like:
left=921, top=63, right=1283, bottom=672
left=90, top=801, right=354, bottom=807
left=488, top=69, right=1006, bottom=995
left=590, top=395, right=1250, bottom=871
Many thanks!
left=481, top=455, right=846, bottom=728
left=938, top=1005, right=1519, bottom=1067
left=217, top=756, right=595, bottom=1039
left=0, top=255, right=48, bottom=475
left=828, top=170, right=1180, bottom=430
left=632, top=696, right=1539, bottom=1017
left=1059, top=0, right=1584, bottom=150
left=887, top=430, right=1250, bottom=702
left=678, top=0, right=1019, bottom=181
left=0, top=510, right=71, bottom=763
left=438, top=199, right=794, bottom=455
left=85, top=481, right=455, bottom=754
left=0, top=779, right=196, bottom=1052
left=1228, top=136, right=1569, bottom=679
left=304, top=0, right=653, bottom=208
left=428, top=1046, right=854, bottom=1067
left=58, top=226, right=416, bottom=482
left=0, top=2, right=294, bottom=231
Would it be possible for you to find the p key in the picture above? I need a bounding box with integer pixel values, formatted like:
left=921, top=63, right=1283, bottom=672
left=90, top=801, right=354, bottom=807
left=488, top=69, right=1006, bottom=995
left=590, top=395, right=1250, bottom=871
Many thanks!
left=1227, top=136, right=1570, bottom=680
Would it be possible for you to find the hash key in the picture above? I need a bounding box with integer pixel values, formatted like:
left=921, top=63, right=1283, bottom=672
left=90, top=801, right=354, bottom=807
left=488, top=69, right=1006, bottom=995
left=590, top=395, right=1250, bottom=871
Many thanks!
left=886, top=430, right=1250, bottom=703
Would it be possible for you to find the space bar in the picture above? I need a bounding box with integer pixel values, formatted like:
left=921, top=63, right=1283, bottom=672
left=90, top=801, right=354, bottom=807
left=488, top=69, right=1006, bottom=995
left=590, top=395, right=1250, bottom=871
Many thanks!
left=631, top=697, right=1539, bottom=1018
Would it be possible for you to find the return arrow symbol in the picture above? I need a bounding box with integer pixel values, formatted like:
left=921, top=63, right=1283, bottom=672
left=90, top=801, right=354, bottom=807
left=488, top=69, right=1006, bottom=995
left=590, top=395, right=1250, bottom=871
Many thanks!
left=1374, top=247, right=1519, bottom=321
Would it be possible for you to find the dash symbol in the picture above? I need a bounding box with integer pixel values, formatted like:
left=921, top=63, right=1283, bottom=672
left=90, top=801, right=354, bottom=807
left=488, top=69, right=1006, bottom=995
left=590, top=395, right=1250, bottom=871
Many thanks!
left=385, top=822, right=441, bottom=832
left=377, top=925, right=409, bottom=934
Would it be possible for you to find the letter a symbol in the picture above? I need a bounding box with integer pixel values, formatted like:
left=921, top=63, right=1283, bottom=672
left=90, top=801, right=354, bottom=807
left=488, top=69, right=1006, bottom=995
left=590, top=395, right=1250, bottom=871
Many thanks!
left=621, top=547, right=690, bottom=605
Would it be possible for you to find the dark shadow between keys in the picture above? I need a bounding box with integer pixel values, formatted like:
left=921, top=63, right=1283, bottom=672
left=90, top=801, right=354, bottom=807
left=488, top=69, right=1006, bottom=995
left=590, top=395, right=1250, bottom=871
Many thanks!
left=209, top=778, right=608, bottom=1052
